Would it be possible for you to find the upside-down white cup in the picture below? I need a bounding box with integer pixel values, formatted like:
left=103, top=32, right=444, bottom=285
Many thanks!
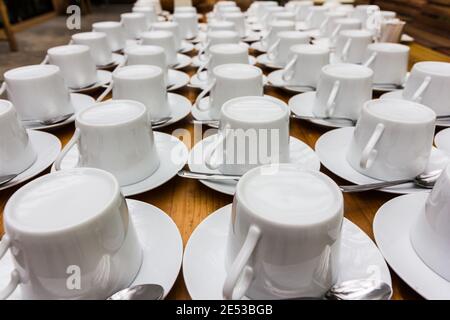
left=255, top=2, right=278, bottom=22
left=54, top=100, right=160, bottom=186
left=347, top=99, right=436, bottom=180
left=132, top=6, right=158, bottom=27
left=151, top=21, right=182, bottom=50
left=47, top=44, right=98, bottom=89
left=352, top=4, right=380, bottom=29
left=173, top=12, right=199, bottom=39
left=319, top=11, right=347, bottom=37
left=112, top=65, right=169, bottom=119
left=4, top=64, right=74, bottom=121
left=198, top=30, right=241, bottom=61
left=223, top=164, right=343, bottom=299
left=313, top=63, right=373, bottom=120
left=71, top=32, right=113, bottom=67
left=205, top=96, right=290, bottom=175
left=364, top=43, right=409, bottom=85
left=0, top=100, right=37, bottom=176
left=282, top=44, right=330, bottom=87
left=401, top=61, right=450, bottom=116
left=92, top=21, right=126, bottom=52
left=174, top=6, right=197, bottom=14
left=304, top=6, right=329, bottom=29
left=207, top=20, right=235, bottom=32
left=141, top=30, right=177, bottom=65
left=287, top=1, right=313, bottom=21
left=261, top=20, right=295, bottom=50
left=223, top=12, right=247, bottom=37
left=328, top=18, right=362, bottom=41
left=194, top=64, right=264, bottom=120
left=335, top=29, right=373, bottom=64
left=124, top=45, right=168, bottom=85
left=121, top=12, right=148, bottom=39
left=266, top=31, right=310, bottom=66
left=0, top=168, right=143, bottom=300
left=410, top=164, right=450, bottom=282
left=261, top=6, right=284, bottom=31
left=196, top=43, right=249, bottom=82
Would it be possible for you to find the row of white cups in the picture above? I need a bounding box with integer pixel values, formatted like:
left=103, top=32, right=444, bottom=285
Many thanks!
left=1, top=0, right=450, bottom=300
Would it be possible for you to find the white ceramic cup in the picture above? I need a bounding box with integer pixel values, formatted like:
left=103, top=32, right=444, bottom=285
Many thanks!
left=92, top=21, right=126, bottom=52
left=0, top=100, right=37, bottom=176
left=261, top=6, right=284, bottom=31
left=205, top=96, right=290, bottom=175
left=121, top=12, right=148, bottom=39
left=261, top=20, right=296, bottom=50
left=335, top=29, right=373, bottom=64
left=364, top=43, right=409, bottom=85
left=313, top=63, right=373, bottom=120
left=255, top=2, right=279, bottom=22
left=223, top=12, right=247, bottom=37
left=174, top=6, right=197, bottom=14
left=410, top=164, right=450, bottom=282
left=72, top=32, right=113, bottom=67
left=141, top=30, right=177, bottom=65
left=216, top=5, right=241, bottom=19
left=173, top=12, right=199, bottom=39
left=282, top=44, right=330, bottom=87
left=54, top=100, right=160, bottom=186
left=402, top=61, right=450, bottom=116
left=288, top=1, right=313, bottom=21
left=271, top=11, right=296, bottom=24
left=347, top=98, right=436, bottom=180
left=207, top=20, right=235, bottom=32
left=198, top=30, right=240, bottom=61
left=132, top=6, right=158, bottom=27
left=194, top=64, right=264, bottom=120
left=304, top=6, right=329, bottom=29
left=196, top=43, right=249, bottom=81
left=4, top=64, right=74, bottom=121
left=266, top=31, right=310, bottom=66
left=320, top=11, right=347, bottom=37
left=328, top=18, right=362, bottom=41
left=151, top=21, right=181, bottom=50
left=47, top=44, right=98, bottom=89
left=112, top=65, right=169, bottom=119
left=124, top=45, right=168, bottom=85
left=134, top=0, right=161, bottom=14
left=223, top=164, right=343, bottom=299
left=0, top=168, right=142, bottom=300
left=352, top=4, right=380, bottom=29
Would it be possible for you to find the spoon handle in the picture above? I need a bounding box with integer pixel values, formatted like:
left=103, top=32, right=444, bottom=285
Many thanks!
left=339, top=178, right=412, bottom=192
left=177, top=170, right=240, bottom=181
left=290, top=114, right=355, bottom=125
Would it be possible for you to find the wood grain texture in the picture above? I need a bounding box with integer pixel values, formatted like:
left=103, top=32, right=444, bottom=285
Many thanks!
left=0, top=41, right=448, bottom=300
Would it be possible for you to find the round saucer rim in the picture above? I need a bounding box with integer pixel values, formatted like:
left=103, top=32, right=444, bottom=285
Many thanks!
left=256, top=53, right=284, bottom=69
left=183, top=204, right=391, bottom=300
left=173, top=53, right=192, bottom=69
left=152, top=92, right=192, bottom=129
left=167, top=69, right=190, bottom=91
left=268, top=69, right=316, bottom=93
left=70, top=70, right=112, bottom=93
left=373, top=193, right=450, bottom=299
left=434, top=128, right=450, bottom=153
left=0, top=130, right=61, bottom=191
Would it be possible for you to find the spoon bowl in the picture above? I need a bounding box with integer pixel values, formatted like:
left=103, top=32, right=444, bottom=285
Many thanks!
left=107, top=284, right=164, bottom=300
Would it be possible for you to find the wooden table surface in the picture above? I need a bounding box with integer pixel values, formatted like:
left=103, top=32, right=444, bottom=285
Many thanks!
left=0, top=41, right=449, bottom=300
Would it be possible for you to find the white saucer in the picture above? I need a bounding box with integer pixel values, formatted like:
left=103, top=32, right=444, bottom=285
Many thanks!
left=315, top=127, right=449, bottom=194
left=256, top=53, right=284, bottom=69
left=187, top=134, right=321, bottom=195
left=183, top=204, right=392, bottom=300
left=171, top=53, right=192, bottom=70
left=179, top=40, right=194, bottom=53
left=189, top=72, right=268, bottom=90
left=289, top=91, right=354, bottom=128
left=242, top=31, right=261, bottom=43
left=374, top=193, right=450, bottom=299
left=22, top=93, right=95, bottom=130
left=267, top=69, right=316, bottom=93
left=381, top=90, right=450, bottom=128
left=435, top=128, right=450, bottom=155
left=97, top=53, right=126, bottom=70
left=167, top=69, right=190, bottom=91
left=154, top=93, right=192, bottom=128
left=296, top=22, right=315, bottom=32
left=250, top=41, right=267, bottom=52
left=52, top=132, right=188, bottom=197
left=0, top=199, right=182, bottom=300
left=0, top=130, right=61, bottom=191
left=191, top=54, right=256, bottom=68
left=70, top=70, right=112, bottom=93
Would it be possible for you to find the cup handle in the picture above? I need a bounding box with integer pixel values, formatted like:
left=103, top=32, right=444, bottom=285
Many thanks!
left=198, top=40, right=210, bottom=62
left=304, top=11, right=313, bottom=27
left=282, top=55, right=297, bottom=82
left=319, top=17, right=329, bottom=35
left=266, top=39, right=280, bottom=61
left=0, top=235, right=20, bottom=300
left=363, top=52, right=377, bottom=67
left=330, top=24, right=342, bottom=39
left=0, top=82, right=5, bottom=96
left=411, top=76, right=431, bottom=103
left=223, top=225, right=261, bottom=300
left=204, top=125, right=231, bottom=170
left=196, top=56, right=210, bottom=81
left=96, top=80, right=114, bottom=102
left=325, top=80, right=340, bottom=117
left=54, top=128, right=81, bottom=171
left=40, top=55, right=50, bottom=65
left=194, top=78, right=216, bottom=111
left=360, top=123, right=385, bottom=169
left=341, top=38, right=352, bottom=62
